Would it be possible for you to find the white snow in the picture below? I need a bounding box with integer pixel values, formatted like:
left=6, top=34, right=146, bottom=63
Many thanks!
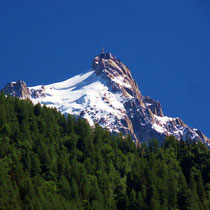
left=28, top=70, right=126, bottom=132
left=152, top=114, right=182, bottom=137
left=112, top=76, right=132, bottom=89
left=152, top=123, right=166, bottom=133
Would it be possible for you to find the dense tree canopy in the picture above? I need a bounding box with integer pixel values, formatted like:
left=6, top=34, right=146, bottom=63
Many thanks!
left=0, top=92, right=209, bottom=209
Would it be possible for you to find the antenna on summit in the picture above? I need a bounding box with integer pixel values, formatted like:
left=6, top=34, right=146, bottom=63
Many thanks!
left=102, top=47, right=105, bottom=54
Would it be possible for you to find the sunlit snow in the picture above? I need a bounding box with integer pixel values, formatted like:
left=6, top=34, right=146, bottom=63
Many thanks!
left=29, top=70, right=126, bottom=131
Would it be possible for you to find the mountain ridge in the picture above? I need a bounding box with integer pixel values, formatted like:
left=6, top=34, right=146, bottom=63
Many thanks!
left=1, top=52, right=209, bottom=146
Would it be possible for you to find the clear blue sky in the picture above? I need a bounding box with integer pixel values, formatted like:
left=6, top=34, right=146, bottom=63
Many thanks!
left=0, top=0, right=209, bottom=137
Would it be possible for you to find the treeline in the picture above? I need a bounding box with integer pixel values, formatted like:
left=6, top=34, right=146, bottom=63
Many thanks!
left=0, top=92, right=209, bottom=210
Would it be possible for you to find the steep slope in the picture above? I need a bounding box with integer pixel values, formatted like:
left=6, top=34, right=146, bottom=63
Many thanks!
left=1, top=52, right=209, bottom=146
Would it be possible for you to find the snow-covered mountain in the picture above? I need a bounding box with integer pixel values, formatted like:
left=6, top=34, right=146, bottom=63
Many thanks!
left=2, top=52, right=210, bottom=146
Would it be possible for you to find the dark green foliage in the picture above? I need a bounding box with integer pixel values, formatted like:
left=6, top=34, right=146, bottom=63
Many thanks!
left=0, top=93, right=209, bottom=210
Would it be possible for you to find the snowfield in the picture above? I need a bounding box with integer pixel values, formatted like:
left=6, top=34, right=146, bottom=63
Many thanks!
left=29, top=70, right=126, bottom=131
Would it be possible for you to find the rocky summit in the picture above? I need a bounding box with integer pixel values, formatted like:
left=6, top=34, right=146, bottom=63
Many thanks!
left=2, top=51, right=210, bottom=146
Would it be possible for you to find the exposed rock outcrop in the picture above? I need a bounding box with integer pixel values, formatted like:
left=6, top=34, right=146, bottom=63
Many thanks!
left=2, top=80, right=30, bottom=99
left=143, top=96, right=164, bottom=117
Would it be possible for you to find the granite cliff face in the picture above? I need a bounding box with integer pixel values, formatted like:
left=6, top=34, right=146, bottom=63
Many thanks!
left=91, top=52, right=209, bottom=145
left=1, top=52, right=209, bottom=146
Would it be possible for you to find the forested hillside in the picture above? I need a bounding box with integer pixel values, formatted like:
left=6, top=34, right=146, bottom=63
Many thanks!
left=0, top=92, right=209, bottom=210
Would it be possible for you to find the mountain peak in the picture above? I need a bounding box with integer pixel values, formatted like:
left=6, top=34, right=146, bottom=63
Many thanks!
left=92, top=51, right=142, bottom=101
left=92, top=51, right=116, bottom=73
left=1, top=52, right=209, bottom=147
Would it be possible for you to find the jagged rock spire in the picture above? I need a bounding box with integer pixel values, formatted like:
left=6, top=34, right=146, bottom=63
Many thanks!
left=2, top=80, right=30, bottom=99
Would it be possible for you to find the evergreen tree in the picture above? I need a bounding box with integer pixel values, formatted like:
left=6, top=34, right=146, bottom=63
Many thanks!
left=0, top=93, right=209, bottom=209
